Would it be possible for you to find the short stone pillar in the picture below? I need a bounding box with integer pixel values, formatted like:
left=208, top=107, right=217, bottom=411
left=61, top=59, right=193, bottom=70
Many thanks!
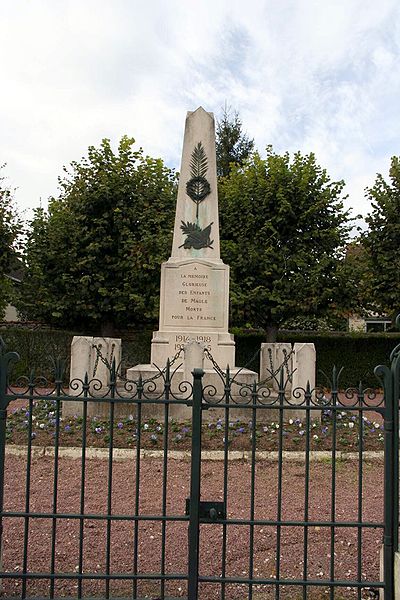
left=63, top=336, right=121, bottom=418
left=260, top=343, right=293, bottom=392
left=184, top=339, right=205, bottom=383
left=259, top=341, right=316, bottom=421
left=291, top=342, right=316, bottom=421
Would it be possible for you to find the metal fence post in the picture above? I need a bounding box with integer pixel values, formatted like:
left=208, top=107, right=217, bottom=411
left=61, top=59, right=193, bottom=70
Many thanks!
left=0, top=340, right=19, bottom=588
left=376, top=361, right=395, bottom=599
left=187, top=367, right=204, bottom=600
left=390, top=349, right=400, bottom=555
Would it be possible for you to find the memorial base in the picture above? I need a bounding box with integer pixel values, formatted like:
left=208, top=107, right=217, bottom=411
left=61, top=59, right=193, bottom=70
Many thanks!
left=125, top=363, right=258, bottom=421
left=150, top=329, right=236, bottom=370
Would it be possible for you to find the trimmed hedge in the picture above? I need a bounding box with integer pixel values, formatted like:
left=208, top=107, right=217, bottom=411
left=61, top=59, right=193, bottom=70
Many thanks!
left=1, top=326, right=399, bottom=389
left=235, top=331, right=400, bottom=388
left=0, top=327, right=74, bottom=382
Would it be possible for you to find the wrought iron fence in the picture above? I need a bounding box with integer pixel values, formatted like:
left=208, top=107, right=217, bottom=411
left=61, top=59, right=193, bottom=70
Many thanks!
left=0, top=337, right=398, bottom=599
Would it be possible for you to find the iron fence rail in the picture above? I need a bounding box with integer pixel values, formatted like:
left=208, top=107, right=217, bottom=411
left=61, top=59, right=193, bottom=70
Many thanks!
left=0, top=339, right=398, bottom=599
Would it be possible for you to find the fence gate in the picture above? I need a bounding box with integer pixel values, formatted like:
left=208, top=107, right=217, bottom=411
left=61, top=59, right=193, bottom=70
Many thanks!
left=0, top=338, right=398, bottom=599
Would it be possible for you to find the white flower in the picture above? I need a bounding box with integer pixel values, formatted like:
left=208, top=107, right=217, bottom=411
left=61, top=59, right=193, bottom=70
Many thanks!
left=143, top=423, right=149, bottom=430
left=348, top=422, right=354, bottom=429
left=39, top=423, right=45, bottom=429
left=313, top=434, right=319, bottom=440
left=288, top=419, right=293, bottom=425
left=373, top=422, right=380, bottom=429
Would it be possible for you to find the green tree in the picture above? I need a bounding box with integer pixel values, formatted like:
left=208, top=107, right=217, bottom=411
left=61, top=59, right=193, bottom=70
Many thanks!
left=17, top=137, right=177, bottom=334
left=364, top=156, right=400, bottom=321
left=0, top=165, right=22, bottom=318
left=337, top=240, right=376, bottom=317
left=219, top=148, right=352, bottom=340
left=216, top=106, right=254, bottom=177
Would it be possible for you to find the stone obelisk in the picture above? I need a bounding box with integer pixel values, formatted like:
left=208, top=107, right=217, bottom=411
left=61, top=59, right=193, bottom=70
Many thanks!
left=127, top=107, right=255, bottom=387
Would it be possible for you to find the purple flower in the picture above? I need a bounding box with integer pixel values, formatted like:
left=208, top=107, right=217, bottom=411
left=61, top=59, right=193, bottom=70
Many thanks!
left=64, top=425, right=71, bottom=432
left=299, top=430, right=305, bottom=436
left=31, top=432, right=36, bottom=439
left=181, top=426, right=189, bottom=434
left=95, top=426, right=102, bottom=434
left=117, top=422, right=123, bottom=429
left=237, top=427, right=245, bottom=434
left=322, top=426, right=328, bottom=435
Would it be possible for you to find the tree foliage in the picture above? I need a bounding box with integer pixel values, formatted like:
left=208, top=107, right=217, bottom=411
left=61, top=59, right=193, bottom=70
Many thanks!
left=17, top=137, right=177, bottom=333
left=336, top=240, right=375, bottom=318
left=0, top=165, right=22, bottom=318
left=216, top=106, right=254, bottom=177
left=219, top=148, right=352, bottom=339
left=364, top=156, right=400, bottom=320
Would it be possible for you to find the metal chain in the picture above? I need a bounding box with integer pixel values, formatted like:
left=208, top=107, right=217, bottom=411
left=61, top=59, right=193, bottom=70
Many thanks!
left=91, top=343, right=183, bottom=385
left=92, top=343, right=101, bottom=377
left=92, top=342, right=293, bottom=387
left=203, top=348, right=227, bottom=381
left=268, top=347, right=274, bottom=375
left=119, top=347, right=184, bottom=384
left=204, top=346, right=262, bottom=388
left=259, top=347, right=295, bottom=386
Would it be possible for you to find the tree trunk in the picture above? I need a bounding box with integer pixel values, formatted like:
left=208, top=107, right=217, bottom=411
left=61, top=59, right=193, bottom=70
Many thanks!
left=101, top=320, right=116, bottom=338
left=265, top=322, right=278, bottom=342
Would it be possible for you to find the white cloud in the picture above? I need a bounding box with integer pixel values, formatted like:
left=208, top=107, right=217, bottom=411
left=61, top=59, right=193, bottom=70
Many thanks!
left=1, top=0, right=400, bottom=225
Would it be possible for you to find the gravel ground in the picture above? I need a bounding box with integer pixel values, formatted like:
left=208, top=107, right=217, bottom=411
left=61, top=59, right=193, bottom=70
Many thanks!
left=1, top=452, right=384, bottom=599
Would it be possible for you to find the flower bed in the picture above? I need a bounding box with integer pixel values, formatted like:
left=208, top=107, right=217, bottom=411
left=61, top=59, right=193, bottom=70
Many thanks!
left=6, top=398, right=385, bottom=452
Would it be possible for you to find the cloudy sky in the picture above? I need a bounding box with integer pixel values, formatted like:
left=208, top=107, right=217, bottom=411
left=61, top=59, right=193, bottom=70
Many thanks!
left=1, top=0, right=400, bottom=227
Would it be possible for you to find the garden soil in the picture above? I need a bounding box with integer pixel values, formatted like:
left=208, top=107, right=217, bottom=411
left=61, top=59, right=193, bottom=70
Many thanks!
left=1, top=453, right=384, bottom=599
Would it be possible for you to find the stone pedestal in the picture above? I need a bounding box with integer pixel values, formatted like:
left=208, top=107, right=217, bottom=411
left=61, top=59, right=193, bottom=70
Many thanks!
left=260, top=342, right=292, bottom=392
left=64, top=336, right=122, bottom=418
left=260, top=341, right=316, bottom=421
